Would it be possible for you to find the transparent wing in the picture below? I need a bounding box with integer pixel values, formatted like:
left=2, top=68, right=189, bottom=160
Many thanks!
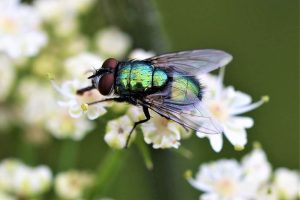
left=145, top=49, right=232, bottom=76
left=142, top=96, right=222, bottom=135
left=141, top=78, right=222, bottom=135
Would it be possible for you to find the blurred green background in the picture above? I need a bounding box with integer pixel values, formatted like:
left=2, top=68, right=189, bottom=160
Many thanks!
left=1, top=0, right=298, bottom=199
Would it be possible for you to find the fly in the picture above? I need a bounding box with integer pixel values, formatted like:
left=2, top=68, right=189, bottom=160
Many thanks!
left=76, top=49, right=232, bottom=147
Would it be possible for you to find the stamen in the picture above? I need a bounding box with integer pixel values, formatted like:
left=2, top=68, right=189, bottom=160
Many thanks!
left=234, top=145, right=244, bottom=151
left=184, top=170, right=193, bottom=180
left=81, top=103, right=89, bottom=111
left=230, top=95, right=270, bottom=115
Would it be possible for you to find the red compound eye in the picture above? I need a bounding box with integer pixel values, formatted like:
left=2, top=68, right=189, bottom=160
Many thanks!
left=98, top=58, right=118, bottom=95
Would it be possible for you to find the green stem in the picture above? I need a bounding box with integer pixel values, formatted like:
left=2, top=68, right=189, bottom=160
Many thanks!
left=17, top=132, right=37, bottom=165
left=136, top=134, right=153, bottom=170
left=57, top=140, right=79, bottom=172
left=84, top=149, right=128, bottom=198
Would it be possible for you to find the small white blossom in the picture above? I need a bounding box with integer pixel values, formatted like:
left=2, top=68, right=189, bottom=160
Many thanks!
left=189, top=159, right=257, bottom=200
left=95, top=27, right=132, bottom=58
left=254, top=184, right=277, bottom=200
left=55, top=170, right=93, bottom=200
left=0, top=159, right=25, bottom=192
left=54, top=17, right=79, bottom=37
left=13, top=166, right=52, bottom=197
left=0, top=0, right=47, bottom=59
left=18, top=79, right=57, bottom=125
left=0, top=55, right=15, bottom=101
left=64, top=52, right=104, bottom=82
left=52, top=79, right=107, bottom=120
left=188, top=147, right=300, bottom=200
left=141, top=112, right=185, bottom=149
left=273, top=168, right=300, bottom=199
left=126, top=106, right=145, bottom=122
left=104, top=115, right=135, bottom=149
left=64, top=36, right=89, bottom=56
left=198, top=69, right=268, bottom=152
left=241, top=148, right=271, bottom=186
left=129, top=49, right=155, bottom=60
left=34, top=0, right=95, bottom=23
left=46, top=108, right=94, bottom=140
left=0, top=159, right=52, bottom=198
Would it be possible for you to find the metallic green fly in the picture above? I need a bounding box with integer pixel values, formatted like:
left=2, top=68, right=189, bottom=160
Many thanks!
left=76, top=49, right=232, bottom=147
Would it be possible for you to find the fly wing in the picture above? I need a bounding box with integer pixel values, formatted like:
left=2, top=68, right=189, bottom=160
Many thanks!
left=142, top=95, right=222, bottom=135
left=145, top=49, right=232, bottom=76
left=141, top=77, right=223, bottom=135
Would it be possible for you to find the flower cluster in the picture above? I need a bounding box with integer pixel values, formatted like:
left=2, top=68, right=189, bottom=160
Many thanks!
left=187, top=147, right=300, bottom=200
left=55, top=170, right=94, bottom=199
left=0, top=159, right=52, bottom=198
left=0, top=0, right=47, bottom=59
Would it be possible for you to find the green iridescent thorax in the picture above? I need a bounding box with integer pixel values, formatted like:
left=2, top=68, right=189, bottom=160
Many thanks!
left=115, top=61, right=168, bottom=95
left=170, top=73, right=202, bottom=103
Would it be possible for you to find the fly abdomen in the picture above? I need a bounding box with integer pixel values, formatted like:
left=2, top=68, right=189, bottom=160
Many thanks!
left=115, top=61, right=168, bottom=95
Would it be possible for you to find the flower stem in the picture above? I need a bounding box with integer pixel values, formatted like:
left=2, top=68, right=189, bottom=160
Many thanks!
left=136, top=134, right=153, bottom=170
left=57, top=140, right=79, bottom=172
left=84, top=149, right=128, bottom=198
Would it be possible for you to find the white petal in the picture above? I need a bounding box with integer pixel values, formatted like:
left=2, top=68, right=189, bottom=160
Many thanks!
left=69, top=104, right=83, bottom=118
left=207, top=134, right=223, bottom=152
left=229, top=90, right=252, bottom=108
left=86, top=106, right=106, bottom=120
left=200, top=193, right=219, bottom=200
left=230, top=117, right=254, bottom=129
left=223, top=125, right=247, bottom=147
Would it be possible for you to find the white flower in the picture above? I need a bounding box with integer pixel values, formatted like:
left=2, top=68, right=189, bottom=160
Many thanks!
left=64, top=52, right=104, bottom=82
left=254, top=184, right=277, bottom=200
left=126, top=106, right=145, bottom=122
left=0, top=55, right=15, bottom=101
left=54, top=17, right=78, bottom=37
left=55, top=170, right=93, bottom=200
left=46, top=108, right=94, bottom=140
left=0, top=159, right=25, bottom=192
left=188, top=147, right=300, bottom=200
left=241, top=148, right=272, bottom=187
left=18, top=79, right=57, bottom=125
left=197, top=69, right=268, bottom=152
left=0, top=159, right=52, bottom=197
left=129, top=49, right=155, bottom=60
left=141, top=112, right=185, bottom=149
left=104, top=115, right=135, bottom=149
left=13, top=166, right=52, bottom=197
left=52, top=79, right=107, bottom=120
left=35, top=0, right=95, bottom=23
left=189, top=159, right=258, bottom=200
left=273, top=168, right=300, bottom=199
left=95, top=27, right=132, bottom=58
left=0, top=0, right=47, bottom=59
left=64, top=36, right=89, bottom=56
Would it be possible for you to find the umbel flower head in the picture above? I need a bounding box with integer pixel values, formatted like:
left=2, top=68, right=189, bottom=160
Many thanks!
left=0, top=0, right=47, bottom=59
left=55, top=170, right=94, bottom=200
left=0, top=159, right=52, bottom=198
left=187, top=146, right=300, bottom=200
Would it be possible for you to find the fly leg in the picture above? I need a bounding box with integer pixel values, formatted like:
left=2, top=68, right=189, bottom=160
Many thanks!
left=125, top=106, right=150, bottom=148
left=76, top=85, right=95, bottom=95
left=87, top=98, right=126, bottom=105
